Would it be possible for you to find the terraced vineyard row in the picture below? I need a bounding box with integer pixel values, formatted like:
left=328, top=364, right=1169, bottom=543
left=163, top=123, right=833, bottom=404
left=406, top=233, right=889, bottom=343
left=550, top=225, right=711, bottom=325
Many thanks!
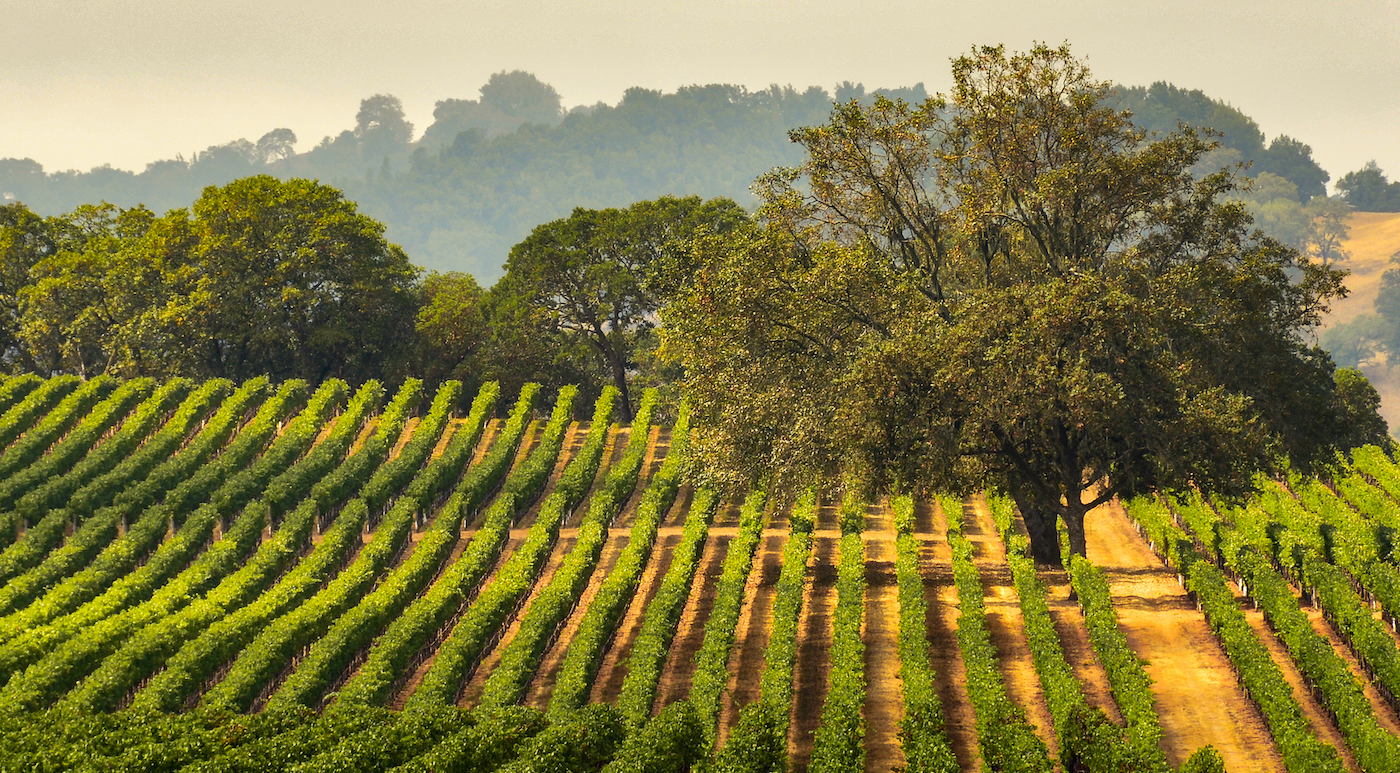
left=4, top=376, right=1400, bottom=772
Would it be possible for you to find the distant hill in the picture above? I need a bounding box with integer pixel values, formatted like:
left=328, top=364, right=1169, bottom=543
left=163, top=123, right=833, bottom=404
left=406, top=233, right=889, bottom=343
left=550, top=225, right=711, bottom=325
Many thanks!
left=0, top=74, right=1336, bottom=283
left=1319, top=211, right=1400, bottom=430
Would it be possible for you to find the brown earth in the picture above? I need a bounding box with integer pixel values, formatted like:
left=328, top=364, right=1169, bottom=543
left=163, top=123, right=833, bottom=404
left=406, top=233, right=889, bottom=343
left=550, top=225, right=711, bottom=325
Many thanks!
left=963, top=495, right=1060, bottom=762
left=1035, top=567, right=1125, bottom=725
left=1242, top=605, right=1361, bottom=772
left=569, top=426, right=628, bottom=527
left=522, top=529, right=633, bottom=710
left=716, top=518, right=786, bottom=745
left=1085, top=499, right=1286, bottom=771
left=344, top=415, right=381, bottom=457
left=921, top=498, right=983, bottom=772
left=587, top=486, right=695, bottom=705
left=387, top=417, right=420, bottom=462
left=787, top=526, right=837, bottom=773
left=862, top=500, right=906, bottom=773
left=427, top=417, right=462, bottom=460
left=389, top=530, right=527, bottom=710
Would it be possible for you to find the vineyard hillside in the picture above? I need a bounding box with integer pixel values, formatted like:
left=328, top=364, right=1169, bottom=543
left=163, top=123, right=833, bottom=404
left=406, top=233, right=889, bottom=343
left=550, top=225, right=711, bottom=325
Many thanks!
left=1, top=376, right=1400, bottom=772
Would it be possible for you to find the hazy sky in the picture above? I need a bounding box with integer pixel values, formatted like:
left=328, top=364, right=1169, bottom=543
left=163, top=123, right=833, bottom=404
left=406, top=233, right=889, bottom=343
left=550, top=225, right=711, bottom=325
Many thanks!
left=3, top=0, right=1398, bottom=187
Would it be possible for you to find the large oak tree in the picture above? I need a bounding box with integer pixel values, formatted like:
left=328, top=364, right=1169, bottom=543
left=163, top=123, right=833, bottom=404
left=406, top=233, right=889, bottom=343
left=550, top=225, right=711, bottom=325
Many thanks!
left=493, top=195, right=747, bottom=419
left=664, top=44, right=1385, bottom=565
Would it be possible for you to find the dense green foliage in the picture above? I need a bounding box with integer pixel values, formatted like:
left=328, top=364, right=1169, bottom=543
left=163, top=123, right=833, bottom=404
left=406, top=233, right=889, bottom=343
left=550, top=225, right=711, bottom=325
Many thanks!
left=1337, top=162, right=1400, bottom=212
left=667, top=44, right=1382, bottom=568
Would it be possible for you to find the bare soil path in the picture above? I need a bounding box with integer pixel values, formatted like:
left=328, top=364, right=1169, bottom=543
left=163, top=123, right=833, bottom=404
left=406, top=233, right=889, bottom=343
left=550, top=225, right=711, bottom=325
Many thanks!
left=1086, top=500, right=1285, bottom=771
left=1239, top=606, right=1361, bottom=773
left=388, top=529, right=528, bottom=710
left=963, top=495, right=1060, bottom=763
left=787, top=518, right=837, bottom=773
left=653, top=499, right=741, bottom=711
left=862, top=500, right=905, bottom=773
left=717, top=508, right=787, bottom=745
left=921, top=498, right=982, bottom=773
left=588, top=485, right=696, bottom=705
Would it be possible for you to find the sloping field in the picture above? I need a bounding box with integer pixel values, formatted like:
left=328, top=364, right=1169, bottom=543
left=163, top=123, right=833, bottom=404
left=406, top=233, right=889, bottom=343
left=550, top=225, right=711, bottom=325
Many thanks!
left=1323, top=211, right=1400, bottom=428
left=4, top=375, right=1400, bottom=772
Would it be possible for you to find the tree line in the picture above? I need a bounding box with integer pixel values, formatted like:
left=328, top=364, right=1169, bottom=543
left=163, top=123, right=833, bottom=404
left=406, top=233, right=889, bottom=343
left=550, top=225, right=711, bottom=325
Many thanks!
left=6, top=70, right=1384, bottom=287
left=0, top=178, right=742, bottom=419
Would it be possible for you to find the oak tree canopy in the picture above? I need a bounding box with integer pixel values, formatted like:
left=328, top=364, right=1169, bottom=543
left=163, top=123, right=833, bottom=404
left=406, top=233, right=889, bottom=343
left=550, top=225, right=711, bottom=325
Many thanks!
left=664, top=44, right=1385, bottom=566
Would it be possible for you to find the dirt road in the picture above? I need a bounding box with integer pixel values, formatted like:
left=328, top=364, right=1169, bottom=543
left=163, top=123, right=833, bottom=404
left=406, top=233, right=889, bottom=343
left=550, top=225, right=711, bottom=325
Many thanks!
left=1086, top=500, right=1285, bottom=771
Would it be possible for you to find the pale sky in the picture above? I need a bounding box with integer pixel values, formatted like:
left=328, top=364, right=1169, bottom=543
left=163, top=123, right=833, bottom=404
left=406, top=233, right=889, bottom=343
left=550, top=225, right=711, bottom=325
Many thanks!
left=3, top=0, right=1398, bottom=186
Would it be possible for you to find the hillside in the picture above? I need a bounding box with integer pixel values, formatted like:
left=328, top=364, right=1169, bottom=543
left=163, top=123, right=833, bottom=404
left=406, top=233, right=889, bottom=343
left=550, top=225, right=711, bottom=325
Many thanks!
left=1319, top=212, right=1400, bottom=428
left=1, top=76, right=1333, bottom=283
left=2, top=376, right=1400, bottom=771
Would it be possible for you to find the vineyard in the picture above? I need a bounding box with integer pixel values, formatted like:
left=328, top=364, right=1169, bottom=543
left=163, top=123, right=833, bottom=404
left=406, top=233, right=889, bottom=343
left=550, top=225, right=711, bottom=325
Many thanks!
left=3, top=374, right=1400, bottom=772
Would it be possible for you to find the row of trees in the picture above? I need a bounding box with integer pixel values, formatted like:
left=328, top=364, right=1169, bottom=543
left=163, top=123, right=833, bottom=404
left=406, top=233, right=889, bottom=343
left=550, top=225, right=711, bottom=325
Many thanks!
left=0, top=178, right=740, bottom=419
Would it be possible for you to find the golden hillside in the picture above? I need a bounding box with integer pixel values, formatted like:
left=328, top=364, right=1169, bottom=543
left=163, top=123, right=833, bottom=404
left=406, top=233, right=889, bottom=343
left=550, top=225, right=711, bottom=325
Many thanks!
left=1320, top=211, right=1400, bottom=431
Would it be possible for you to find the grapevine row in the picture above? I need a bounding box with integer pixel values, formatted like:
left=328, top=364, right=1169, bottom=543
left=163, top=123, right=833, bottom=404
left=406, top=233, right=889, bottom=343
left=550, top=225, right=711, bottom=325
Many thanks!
left=807, top=495, right=867, bottom=773
left=58, top=379, right=387, bottom=712
left=546, top=407, right=692, bottom=718
left=475, top=388, right=657, bottom=711
left=614, top=487, right=720, bottom=727
left=941, top=492, right=1053, bottom=773
left=197, top=379, right=477, bottom=712
left=1126, top=495, right=1350, bottom=773
left=405, top=384, right=608, bottom=708
left=890, top=495, right=959, bottom=773
left=130, top=379, right=425, bottom=713
left=685, top=489, right=768, bottom=740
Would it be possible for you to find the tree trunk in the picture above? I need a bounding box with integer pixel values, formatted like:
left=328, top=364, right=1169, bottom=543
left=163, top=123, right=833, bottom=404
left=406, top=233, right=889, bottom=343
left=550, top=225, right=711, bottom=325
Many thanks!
left=589, top=329, right=633, bottom=422
left=609, top=356, right=633, bottom=422
left=1063, top=496, right=1089, bottom=559
left=1011, top=489, right=1063, bottom=567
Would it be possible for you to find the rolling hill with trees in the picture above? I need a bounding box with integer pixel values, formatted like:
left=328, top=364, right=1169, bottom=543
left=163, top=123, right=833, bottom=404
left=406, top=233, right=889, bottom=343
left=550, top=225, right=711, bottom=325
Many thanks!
left=2, top=69, right=1373, bottom=284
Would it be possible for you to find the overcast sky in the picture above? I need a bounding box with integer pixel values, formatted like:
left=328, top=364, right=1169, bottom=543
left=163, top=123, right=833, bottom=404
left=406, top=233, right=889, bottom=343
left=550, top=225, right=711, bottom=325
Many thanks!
left=3, top=0, right=1398, bottom=187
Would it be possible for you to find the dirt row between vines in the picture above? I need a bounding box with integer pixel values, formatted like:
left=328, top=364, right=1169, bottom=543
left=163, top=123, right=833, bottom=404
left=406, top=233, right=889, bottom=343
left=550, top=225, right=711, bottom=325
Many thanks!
left=217, top=392, right=1400, bottom=773
left=523, top=426, right=667, bottom=710
left=1085, top=500, right=1285, bottom=771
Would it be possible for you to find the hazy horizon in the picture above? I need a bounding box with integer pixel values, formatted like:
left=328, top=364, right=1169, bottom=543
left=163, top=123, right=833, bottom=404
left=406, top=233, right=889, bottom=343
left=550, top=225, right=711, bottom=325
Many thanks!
left=3, top=0, right=1398, bottom=189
